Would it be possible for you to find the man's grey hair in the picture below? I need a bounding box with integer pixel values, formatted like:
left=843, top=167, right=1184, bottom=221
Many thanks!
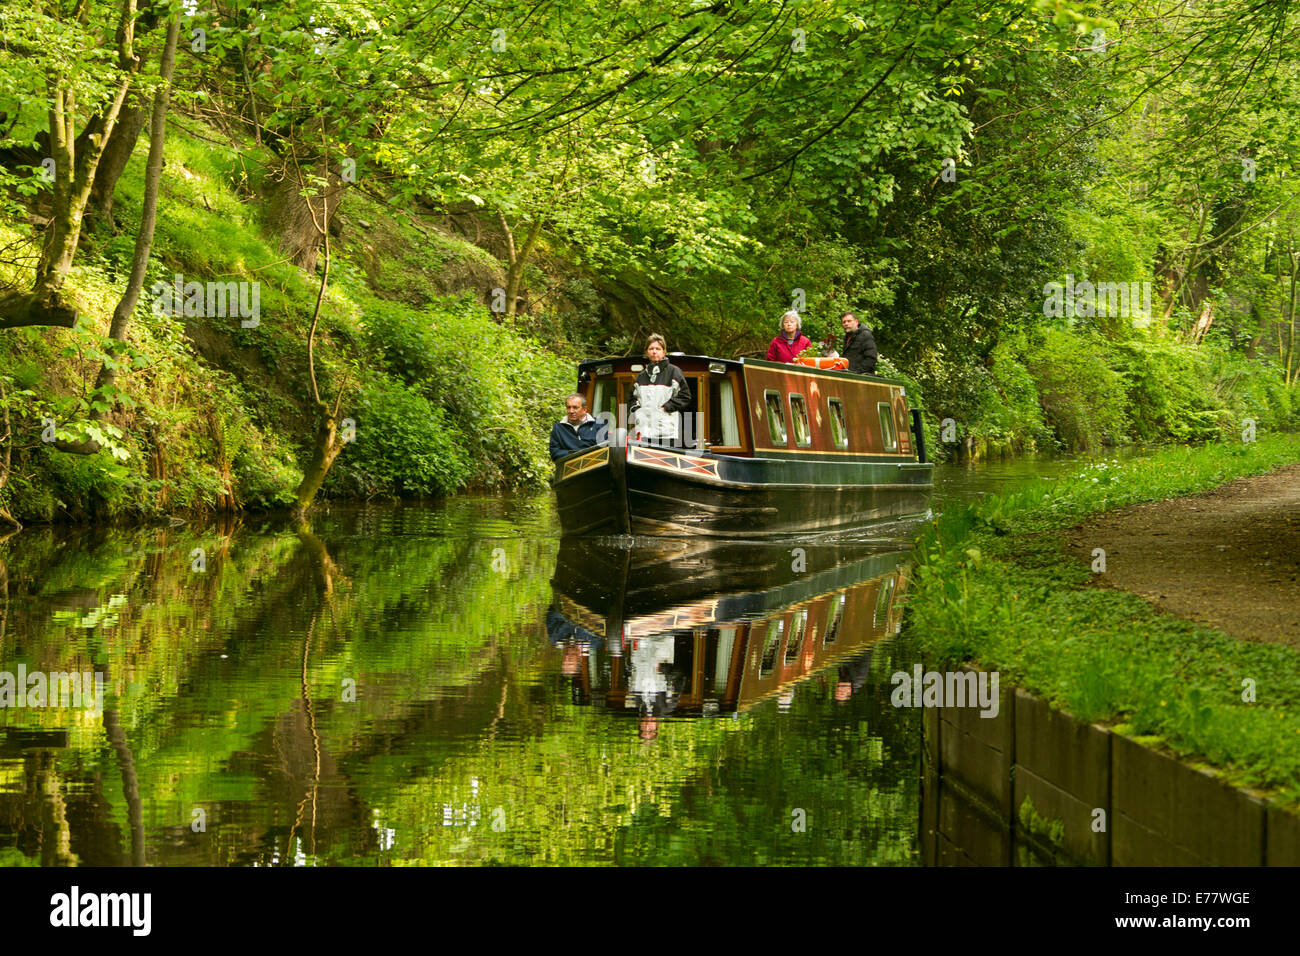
left=565, top=393, right=587, bottom=407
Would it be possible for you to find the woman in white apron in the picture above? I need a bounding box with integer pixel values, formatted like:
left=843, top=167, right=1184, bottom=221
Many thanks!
left=628, top=334, right=692, bottom=445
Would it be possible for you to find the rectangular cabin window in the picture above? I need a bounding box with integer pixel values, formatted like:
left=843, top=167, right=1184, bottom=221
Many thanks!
left=789, top=394, right=812, bottom=447
left=878, top=402, right=898, bottom=452
left=708, top=377, right=741, bottom=447
left=784, top=609, right=808, bottom=664
left=592, top=379, right=618, bottom=425
left=828, top=399, right=848, bottom=449
left=824, top=593, right=845, bottom=646
left=759, top=619, right=783, bottom=677
left=874, top=576, right=895, bottom=627
left=764, top=390, right=788, bottom=446
left=712, top=626, right=737, bottom=692
left=681, top=376, right=703, bottom=449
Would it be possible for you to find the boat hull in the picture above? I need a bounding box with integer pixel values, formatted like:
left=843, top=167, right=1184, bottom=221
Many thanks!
left=552, top=442, right=932, bottom=538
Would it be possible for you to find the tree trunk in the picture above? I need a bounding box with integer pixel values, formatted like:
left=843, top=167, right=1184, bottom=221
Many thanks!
left=55, top=13, right=179, bottom=456
left=0, top=377, right=18, bottom=530
left=76, top=0, right=167, bottom=226
left=295, top=522, right=340, bottom=596
left=37, top=41, right=135, bottom=293
left=84, top=101, right=150, bottom=226
left=0, top=291, right=78, bottom=329
left=102, top=704, right=147, bottom=867
left=240, top=41, right=263, bottom=147
left=1, top=0, right=141, bottom=329
left=496, top=210, right=543, bottom=317
left=293, top=413, right=346, bottom=518
left=149, top=435, right=167, bottom=508
left=1286, top=248, right=1299, bottom=387
left=33, top=753, right=78, bottom=866
left=292, top=212, right=348, bottom=517
left=95, top=13, right=180, bottom=400
left=266, top=160, right=343, bottom=274
left=504, top=219, right=542, bottom=317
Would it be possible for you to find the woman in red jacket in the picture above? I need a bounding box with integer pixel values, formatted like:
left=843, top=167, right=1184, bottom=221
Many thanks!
left=766, top=310, right=811, bottom=362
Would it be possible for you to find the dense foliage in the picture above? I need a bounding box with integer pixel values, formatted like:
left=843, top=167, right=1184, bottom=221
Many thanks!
left=0, top=0, right=1297, bottom=520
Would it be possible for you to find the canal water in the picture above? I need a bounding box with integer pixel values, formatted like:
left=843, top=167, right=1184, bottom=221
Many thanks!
left=0, top=453, right=1155, bottom=866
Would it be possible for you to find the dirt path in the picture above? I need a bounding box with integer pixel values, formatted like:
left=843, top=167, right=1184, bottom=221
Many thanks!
left=1065, top=464, right=1300, bottom=646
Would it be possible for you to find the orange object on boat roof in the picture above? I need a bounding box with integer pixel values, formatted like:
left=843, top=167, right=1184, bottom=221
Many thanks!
left=793, top=356, right=849, bottom=370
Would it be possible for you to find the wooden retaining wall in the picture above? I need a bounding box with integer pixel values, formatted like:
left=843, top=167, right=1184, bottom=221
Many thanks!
left=920, top=670, right=1298, bottom=866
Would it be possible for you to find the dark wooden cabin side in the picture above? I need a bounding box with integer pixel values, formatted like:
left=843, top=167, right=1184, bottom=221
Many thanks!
left=740, top=359, right=915, bottom=460
left=578, top=355, right=916, bottom=459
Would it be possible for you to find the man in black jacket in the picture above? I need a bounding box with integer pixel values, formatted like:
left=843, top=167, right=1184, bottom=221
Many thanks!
left=549, top=393, right=607, bottom=460
left=840, top=312, right=878, bottom=374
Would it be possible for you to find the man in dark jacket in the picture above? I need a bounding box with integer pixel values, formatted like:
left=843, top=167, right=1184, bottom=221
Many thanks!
left=840, top=312, right=878, bottom=374
left=549, top=393, right=607, bottom=460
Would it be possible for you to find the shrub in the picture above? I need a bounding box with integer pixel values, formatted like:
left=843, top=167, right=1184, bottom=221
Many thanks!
left=1205, top=347, right=1298, bottom=437
left=980, top=334, right=1052, bottom=450
left=357, top=291, right=574, bottom=488
left=1024, top=327, right=1129, bottom=449
left=332, top=372, right=472, bottom=497
left=1109, top=337, right=1223, bottom=442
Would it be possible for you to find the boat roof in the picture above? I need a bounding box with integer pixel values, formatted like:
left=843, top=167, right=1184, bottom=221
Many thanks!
left=576, top=354, right=907, bottom=387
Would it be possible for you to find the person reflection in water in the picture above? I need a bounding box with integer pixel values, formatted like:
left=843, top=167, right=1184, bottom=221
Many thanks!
left=546, top=605, right=602, bottom=677
left=834, top=651, right=873, bottom=702
left=626, top=633, right=682, bottom=741
left=640, top=715, right=659, bottom=742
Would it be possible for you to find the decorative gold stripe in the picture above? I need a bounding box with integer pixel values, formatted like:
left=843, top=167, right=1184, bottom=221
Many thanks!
left=626, top=601, right=722, bottom=637
left=745, top=360, right=905, bottom=386
left=629, top=446, right=719, bottom=476
left=750, top=446, right=916, bottom=457
left=558, top=595, right=608, bottom=638
left=632, top=472, right=930, bottom=492
left=559, top=445, right=610, bottom=481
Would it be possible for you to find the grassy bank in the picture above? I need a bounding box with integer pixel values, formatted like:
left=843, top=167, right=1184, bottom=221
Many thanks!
left=0, top=123, right=575, bottom=524
left=904, top=433, right=1300, bottom=806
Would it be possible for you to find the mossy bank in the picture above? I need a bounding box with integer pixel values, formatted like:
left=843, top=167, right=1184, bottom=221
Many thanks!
left=903, top=433, right=1300, bottom=807
left=0, top=126, right=577, bottom=525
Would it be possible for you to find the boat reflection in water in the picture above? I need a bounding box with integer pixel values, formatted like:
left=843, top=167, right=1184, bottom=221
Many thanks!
left=546, top=540, right=911, bottom=739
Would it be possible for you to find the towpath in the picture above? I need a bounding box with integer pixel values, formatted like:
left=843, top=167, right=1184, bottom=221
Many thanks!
left=1065, top=463, right=1300, bottom=646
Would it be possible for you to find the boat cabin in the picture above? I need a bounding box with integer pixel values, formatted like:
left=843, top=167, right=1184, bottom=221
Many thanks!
left=577, top=354, right=921, bottom=461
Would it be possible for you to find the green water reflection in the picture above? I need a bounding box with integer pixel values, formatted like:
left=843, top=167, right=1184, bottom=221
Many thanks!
left=0, top=501, right=925, bottom=866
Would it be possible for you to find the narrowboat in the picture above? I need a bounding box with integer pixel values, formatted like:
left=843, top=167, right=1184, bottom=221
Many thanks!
left=552, top=354, right=933, bottom=537
left=546, top=540, right=911, bottom=718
